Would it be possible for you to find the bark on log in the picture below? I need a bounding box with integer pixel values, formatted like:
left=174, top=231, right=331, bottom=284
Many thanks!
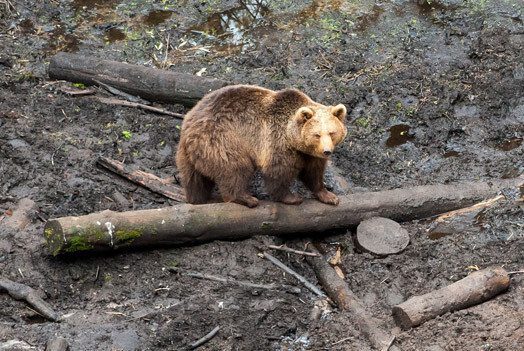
left=43, top=178, right=522, bottom=255
left=48, top=52, right=229, bottom=106
left=392, top=266, right=510, bottom=330
left=307, top=245, right=400, bottom=351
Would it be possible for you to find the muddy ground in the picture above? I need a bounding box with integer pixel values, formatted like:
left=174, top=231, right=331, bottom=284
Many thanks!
left=1, top=0, right=523, bottom=350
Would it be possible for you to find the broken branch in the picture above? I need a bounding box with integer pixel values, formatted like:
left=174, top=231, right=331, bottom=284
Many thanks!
left=306, top=245, right=399, bottom=351
left=263, top=252, right=325, bottom=297
left=94, top=97, right=184, bottom=118
left=97, top=156, right=185, bottom=202
left=0, top=278, right=60, bottom=322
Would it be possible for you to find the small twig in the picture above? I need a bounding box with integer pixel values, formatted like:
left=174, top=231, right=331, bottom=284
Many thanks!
left=51, top=141, right=65, bottom=166
left=168, top=266, right=300, bottom=293
left=93, top=79, right=150, bottom=105
left=262, top=252, right=326, bottom=297
left=94, top=266, right=100, bottom=282
left=268, top=244, right=320, bottom=257
left=382, top=336, right=396, bottom=351
left=188, top=326, right=220, bottom=350
left=93, top=96, right=184, bottom=118
left=0, top=278, right=60, bottom=322
left=59, top=87, right=96, bottom=96
left=508, top=270, right=524, bottom=275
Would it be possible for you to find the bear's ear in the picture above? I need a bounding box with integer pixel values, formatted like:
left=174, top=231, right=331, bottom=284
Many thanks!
left=296, top=107, right=314, bottom=125
left=331, top=104, right=347, bottom=123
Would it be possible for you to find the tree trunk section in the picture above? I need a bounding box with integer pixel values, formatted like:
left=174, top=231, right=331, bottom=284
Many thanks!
left=307, top=245, right=400, bottom=351
left=392, top=266, right=510, bottom=330
left=43, top=178, right=522, bottom=255
left=48, top=52, right=229, bottom=106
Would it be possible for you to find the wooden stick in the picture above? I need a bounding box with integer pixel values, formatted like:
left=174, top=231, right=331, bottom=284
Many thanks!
left=263, top=252, right=326, bottom=297
left=43, top=178, right=523, bottom=255
left=97, top=156, right=185, bottom=202
left=392, top=266, right=510, bottom=330
left=436, top=194, right=504, bottom=222
left=267, top=244, right=320, bottom=257
left=167, top=266, right=300, bottom=294
left=94, top=97, right=184, bottom=118
left=48, top=52, right=229, bottom=106
left=306, top=245, right=399, bottom=351
left=0, top=278, right=60, bottom=322
left=93, top=79, right=150, bottom=104
left=189, top=326, right=220, bottom=349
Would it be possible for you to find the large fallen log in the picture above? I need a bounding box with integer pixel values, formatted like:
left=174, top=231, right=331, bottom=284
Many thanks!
left=392, top=266, right=510, bottom=330
left=48, top=52, right=229, bottom=106
left=44, top=178, right=522, bottom=255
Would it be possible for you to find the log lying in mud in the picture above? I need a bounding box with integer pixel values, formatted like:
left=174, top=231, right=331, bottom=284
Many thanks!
left=48, top=52, right=229, bottom=106
left=307, top=245, right=400, bottom=351
left=392, top=266, right=510, bottom=330
left=43, top=178, right=523, bottom=255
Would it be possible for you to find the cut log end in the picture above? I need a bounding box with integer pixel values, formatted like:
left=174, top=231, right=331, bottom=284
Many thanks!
left=356, top=217, right=410, bottom=256
left=392, top=266, right=511, bottom=330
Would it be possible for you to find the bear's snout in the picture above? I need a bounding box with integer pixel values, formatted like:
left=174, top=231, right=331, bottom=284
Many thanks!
left=323, top=148, right=332, bottom=156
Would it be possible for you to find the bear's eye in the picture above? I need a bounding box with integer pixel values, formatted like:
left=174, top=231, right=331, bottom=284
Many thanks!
left=315, top=134, right=321, bottom=139
left=329, top=132, right=334, bottom=137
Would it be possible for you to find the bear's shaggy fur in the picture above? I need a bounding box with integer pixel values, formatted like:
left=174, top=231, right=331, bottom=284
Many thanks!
left=176, top=85, right=347, bottom=208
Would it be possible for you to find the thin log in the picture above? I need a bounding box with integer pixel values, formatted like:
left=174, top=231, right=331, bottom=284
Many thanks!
left=0, top=278, right=60, bottom=322
left=43, top=177, right=523, bottom=255
left=96, top=156, right=185, bottom=202
left=306, top=245, right=399, bottom=351
left=392, top=266, right=510, bottom=330
left=267, top=244, right=320, bottom=257
left=189, top=326, right=220, bottom=350
left=167, top=266, right=300, bottom=294
left=48, top=52, right=229, bottom=106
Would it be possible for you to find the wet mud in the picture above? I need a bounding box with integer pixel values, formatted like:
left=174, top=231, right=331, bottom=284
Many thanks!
left=1, top=0, right=523, bottom=350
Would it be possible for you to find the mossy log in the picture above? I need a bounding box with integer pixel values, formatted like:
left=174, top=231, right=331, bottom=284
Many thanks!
left=48, top=52, right=229, bottom=106
left=392, top=266, right=510, bottom=330
left=44, top=178, right=522, bottom=256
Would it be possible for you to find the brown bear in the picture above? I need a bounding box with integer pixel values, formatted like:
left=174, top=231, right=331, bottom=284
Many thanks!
left=175, top=85, right=347, bottom=208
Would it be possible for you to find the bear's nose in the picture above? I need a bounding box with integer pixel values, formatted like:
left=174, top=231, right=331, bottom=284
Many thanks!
left=323, top=149, right=332, bottom=156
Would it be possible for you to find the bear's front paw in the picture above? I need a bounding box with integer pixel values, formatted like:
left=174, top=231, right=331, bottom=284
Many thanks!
left=316, top=190, right=339, bottom=206
left=281, top=193, right=304, bottom=205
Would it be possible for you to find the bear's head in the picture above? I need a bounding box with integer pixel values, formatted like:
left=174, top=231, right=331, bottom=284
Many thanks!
left=291, top=104, right=347, bottom=159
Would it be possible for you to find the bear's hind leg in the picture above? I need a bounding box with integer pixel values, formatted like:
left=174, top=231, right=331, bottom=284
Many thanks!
left=176, top=152, right=215, bottom=204
left=216, top=170, right=259, bottom=208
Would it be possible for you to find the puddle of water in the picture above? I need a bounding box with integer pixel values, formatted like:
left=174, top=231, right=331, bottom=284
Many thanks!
left=497, top=138, right=523, bottom=151
left=107, top=27, right=127, bottom=43
left=443, top=151, right=460, bottom=158
left=298, top=0, right=342, bottom=21
left=386, top=124, right=414, bottom=147
left=502, top=167, right=523, bottom=179
left=142, top=9, right=172, bottom=27
left=47, top=24, right=80, bottom=53
left=72, top=0, right=121, bottom=10
left=355, top=4, right=385, bottom=32
left=19, top=19, right=35, bottom=34
left=416, top=0, right=450, bottom=15
left=187, top=1, right=274, bottom=54
left=428, top=209, right=483, bottom=240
